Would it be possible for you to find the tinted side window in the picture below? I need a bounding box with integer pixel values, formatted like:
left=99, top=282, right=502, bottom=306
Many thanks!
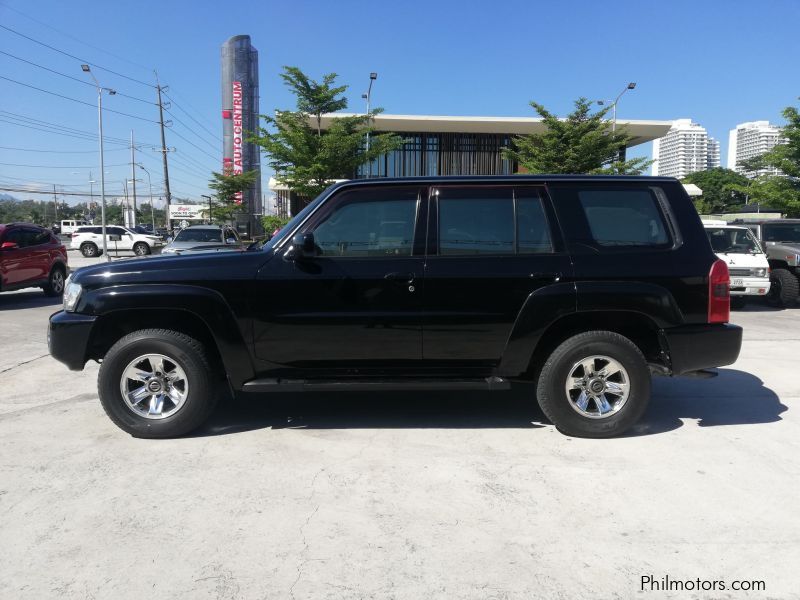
left=3, top=229, right=27, bottom=247
left=109, top=227, right=127, bottom=236
left=517, top=191, right=553, bottom=254
left=312, top=187, right=419, bottom=257
left=439, top=188, right=514, bottom=255
left=578, top=189, right=669, bottom=247
left=30, top=229, right=51, bottom=246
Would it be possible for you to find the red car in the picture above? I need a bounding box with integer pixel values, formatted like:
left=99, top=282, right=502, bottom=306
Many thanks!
left=0, top=223, right=68, bottom=296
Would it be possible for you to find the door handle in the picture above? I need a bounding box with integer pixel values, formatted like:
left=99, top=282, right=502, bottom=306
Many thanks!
left=384, top=272, right=415, bottom=283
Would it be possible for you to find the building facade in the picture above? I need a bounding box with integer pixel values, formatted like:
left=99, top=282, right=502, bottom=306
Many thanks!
left=727, top=121, right=784, bottom=177
left=652, top=119, right=720, bottom=179
left=221, top=35, right=262, bottom=235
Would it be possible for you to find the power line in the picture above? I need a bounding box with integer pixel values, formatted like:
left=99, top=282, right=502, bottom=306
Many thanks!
left=0, top=23, right=156, bottom=88
left=0, top=145, right=127, bottom=154
left=167, top=128, right=220, bottom=164
left=163, top=106, right=220, bottom=151
left=0, top=49, right=154, bottom=104
left=0, top=161, right=129, bottom=168
left=162, top=90, right=222, bottom=142
left=0, top=74, right=159, bottom=123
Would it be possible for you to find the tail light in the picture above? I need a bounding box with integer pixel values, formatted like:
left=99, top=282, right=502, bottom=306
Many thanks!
left=708, top=259, right=730, bottom=323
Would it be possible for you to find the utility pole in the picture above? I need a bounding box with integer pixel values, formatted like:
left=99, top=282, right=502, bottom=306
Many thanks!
left=155, top=72, right=172, bottom=232
left=130, top=130, right=137, bottom=226
left=52, top=185, right=59, bottom=224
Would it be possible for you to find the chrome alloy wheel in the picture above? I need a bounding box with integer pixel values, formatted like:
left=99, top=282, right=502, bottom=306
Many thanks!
left=51, top=270, right=65, bottom=293
left=565, top=355, right=630, bottom=419
left=119, top=354, right=189, bottom=419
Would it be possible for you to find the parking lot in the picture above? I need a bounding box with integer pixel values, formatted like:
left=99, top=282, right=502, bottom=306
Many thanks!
left=1, top=259, right=798, bottom=598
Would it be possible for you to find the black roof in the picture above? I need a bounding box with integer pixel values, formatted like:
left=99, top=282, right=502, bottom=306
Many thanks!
left=734, top=218, right=800, bottom=225
left=329, top=175, right=680, bottom=188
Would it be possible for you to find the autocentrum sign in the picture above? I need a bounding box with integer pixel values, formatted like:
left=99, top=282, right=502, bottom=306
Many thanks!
left=168, top=204, right=209, bottom=220
left=232, top=80, right=244, bottom=205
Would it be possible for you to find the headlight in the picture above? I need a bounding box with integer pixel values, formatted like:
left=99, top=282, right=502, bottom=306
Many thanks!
left=63, top=277, right=82, bottom=312
left=753, top=268, right=767, bottom=278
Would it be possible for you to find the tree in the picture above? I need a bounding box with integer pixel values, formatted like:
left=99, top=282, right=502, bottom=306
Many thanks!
left=252, top=66, right=404, bottom=199
left=681, top=168, right=750, bottom=213
left=502, top=98, right=653, bottom=175
left=261, top=214, right=290, bottom=236
left=207, top=170, right=259, bottom=223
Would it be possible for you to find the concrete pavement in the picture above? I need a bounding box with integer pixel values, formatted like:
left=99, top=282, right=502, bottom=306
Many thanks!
left=0, top=291, right=798, bottom=599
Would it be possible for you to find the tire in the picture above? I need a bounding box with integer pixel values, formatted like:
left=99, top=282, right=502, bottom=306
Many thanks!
left=730, top=296, right=747, bottom=310
left=80, top=242, right=98, bottom=258
left=97, top=329, right=217, bottom=438
left=766, top=269, right=799, bottom=308
left=536, top=331, right=650, bottom=438
left=43, top=264, right=66, bottom=297
left=133, top=242, right=151, bottom=256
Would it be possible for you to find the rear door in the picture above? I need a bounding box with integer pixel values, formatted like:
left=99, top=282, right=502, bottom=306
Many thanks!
left=24, top=228, right=52, bottom=282
left=1, top=228, right=38, bottom=286
left=422, top=184, right=572, bottom=368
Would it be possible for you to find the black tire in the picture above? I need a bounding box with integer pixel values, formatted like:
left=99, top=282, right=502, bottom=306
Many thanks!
left=536, top=331, right=650, bottom=438
left=730, top=296, right=747, bottom=310
left=133, top=242, right=151, bottom=256
left=97, top=329, right=217, bottom=438
left=766, top=268, right=799, bottom=308
left=43, top=264, right=66, bottom=297
left=80, top=242, right=98, bottom=258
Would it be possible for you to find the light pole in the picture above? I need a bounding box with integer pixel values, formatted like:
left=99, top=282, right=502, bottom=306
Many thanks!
left=362, top=72, right=377, bottom=177
left=81, top=64, right=116, bottom=262
left=597, top=82, right=637, bottom=133
left=201, top=194, right=213, bottom=225
left=137, top=164, right=156, bottom=231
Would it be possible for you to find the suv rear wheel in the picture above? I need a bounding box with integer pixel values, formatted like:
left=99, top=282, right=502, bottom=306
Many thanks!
left=133, top=242, right=150, bottom=256
left=536, top=331, right=650, bottom=438
left=98, top=329, right=217, bottom=438
left=80, top=242, right=98, bottom=257
left=43, top=265, right=66, bottom=297
left=766, top=268, right=799, bottom=308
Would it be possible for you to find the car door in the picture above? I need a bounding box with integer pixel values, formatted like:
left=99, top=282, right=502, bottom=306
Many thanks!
left=422, top=184, right=572, bottom=368
left=107, top=226, right=133, bottom=250
left=1, top=228, right=37, bottom=286
left=252, top=184, right=426, bottom=373
left=24, top=228, right=52, bottom=282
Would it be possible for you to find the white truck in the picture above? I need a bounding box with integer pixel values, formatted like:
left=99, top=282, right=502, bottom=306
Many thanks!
left=703, top=220, right=770, bottom=308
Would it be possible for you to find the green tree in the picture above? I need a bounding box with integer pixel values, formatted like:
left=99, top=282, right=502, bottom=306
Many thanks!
left=502, top=98, right=653, bottom=175
left=681, top=168, right=751, bottom=213
left=261, top=214, right=290, bottom=235
left=207, top=170, right=259, bottom=223
left=252, top=66, right=405, bottom=199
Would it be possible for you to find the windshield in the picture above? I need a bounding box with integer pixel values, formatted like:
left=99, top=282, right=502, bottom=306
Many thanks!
left=174, top=229, right=222, bottom=243
left=762, top=223, right=800, bottom=243
left=263, top=188, right=333, bottom=249
left=705, top=227, right=762, bottom=254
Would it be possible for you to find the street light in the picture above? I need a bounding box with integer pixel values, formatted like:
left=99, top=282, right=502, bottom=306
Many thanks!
left=137, top=164, right=156, bottom=232
left=201, top=194, right=213, bottom=225
left=597, top=82, right=637, bottom=133
left=81, top=64, right=116, bottom=262
left=362, top=72, right=378, bottom=177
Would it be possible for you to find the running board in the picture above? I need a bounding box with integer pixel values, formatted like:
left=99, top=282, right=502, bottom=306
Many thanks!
left=241, top=376, right=511, bottom=393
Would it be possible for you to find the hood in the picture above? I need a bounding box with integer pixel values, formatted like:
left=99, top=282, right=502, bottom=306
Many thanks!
left=70, top=247, right=274, bottom=288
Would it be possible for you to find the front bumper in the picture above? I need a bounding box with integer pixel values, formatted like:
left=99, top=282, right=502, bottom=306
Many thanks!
left=48, top=311, right=97, bottom=371
left=661, top=323, right=743, bottom=375
left=730, top=276, right=770, bottom=296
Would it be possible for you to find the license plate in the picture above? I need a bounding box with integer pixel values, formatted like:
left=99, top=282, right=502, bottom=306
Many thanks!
left=732, top=278, right=744, bottom=287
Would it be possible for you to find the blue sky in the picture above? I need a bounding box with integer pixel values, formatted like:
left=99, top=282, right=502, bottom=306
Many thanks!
left=1, top=0, right=798, bottom=206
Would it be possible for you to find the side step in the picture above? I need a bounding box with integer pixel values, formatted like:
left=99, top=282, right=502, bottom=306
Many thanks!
left=241, top=376, right=511, bottom=393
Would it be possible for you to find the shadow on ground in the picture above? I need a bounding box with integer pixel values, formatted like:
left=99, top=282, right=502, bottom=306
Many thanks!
left=0, top=289, right=63, bottom=311
left=195, top=368, right=786, bottom=438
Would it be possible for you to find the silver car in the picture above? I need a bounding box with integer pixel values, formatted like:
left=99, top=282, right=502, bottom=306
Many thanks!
left=161, top=225, right=242, bottom=255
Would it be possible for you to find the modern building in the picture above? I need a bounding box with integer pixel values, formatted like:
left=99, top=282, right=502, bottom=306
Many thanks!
left=652, top=119, right=720, bottom=179
left=221, top=35, right=262, bottom=235
left=270, top=113, right=672, bottom=215
left=727, top=121, right=785, bottom=177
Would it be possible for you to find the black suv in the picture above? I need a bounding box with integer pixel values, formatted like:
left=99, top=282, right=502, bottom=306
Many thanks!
left=49, top=176, right=742, bottom=438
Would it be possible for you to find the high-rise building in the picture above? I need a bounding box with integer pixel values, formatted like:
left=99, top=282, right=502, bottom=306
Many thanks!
left=221, top=35, right=262, bottom=235
left=727, top=121, right=784, bottom=177
left=652, top=119, right=719, bottom=179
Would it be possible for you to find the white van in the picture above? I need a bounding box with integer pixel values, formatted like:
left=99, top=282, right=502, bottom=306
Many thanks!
left=703, top=220, right=770, bottom=306
left=60, top=220, right=88, bottom=236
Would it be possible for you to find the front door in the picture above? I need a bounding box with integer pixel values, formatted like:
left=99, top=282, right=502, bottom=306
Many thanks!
left=422, top=184, right=572, bottom=368
left=252, top=185, right=427, bottom=375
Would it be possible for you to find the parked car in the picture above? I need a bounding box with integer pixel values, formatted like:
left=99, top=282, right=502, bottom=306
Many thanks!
left=161, top=225, right=242, bottom=255
left=50, top=223, right=61, bottom=235
left=60, top=219, right=88, bottom=236
left=1, top=222, right=68, bottom=296
left=735, top=218, right=800, bottom=307
left=49, top=176, right=742, bottom=439
left=70, top=225, right=165, bottom=257
left=703, top=221, right=770, bottom=308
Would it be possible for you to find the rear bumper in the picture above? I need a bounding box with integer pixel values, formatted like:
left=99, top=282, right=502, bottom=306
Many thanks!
left=661, top=323, right=743, bottom=375
left=730, top=276, right=770, bottom=296
left=48, top=311, right=97, bottom=371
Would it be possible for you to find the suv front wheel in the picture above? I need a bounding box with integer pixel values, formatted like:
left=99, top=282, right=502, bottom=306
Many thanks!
left=98, top=329, right=217, bottom=438
left=133, top=242, right=151, bottom=256
left=80, top=242, right=99, bottom=257
left=536, top=331, right=650, bottom=438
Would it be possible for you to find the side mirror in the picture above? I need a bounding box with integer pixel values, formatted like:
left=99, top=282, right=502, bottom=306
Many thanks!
left=288, top=232, right=316, bottom=259
left=1, top=241, right=19, bottom=250
left=225, top=237, right=237, bottom=245
left=166, top=236, right=173, bottom=243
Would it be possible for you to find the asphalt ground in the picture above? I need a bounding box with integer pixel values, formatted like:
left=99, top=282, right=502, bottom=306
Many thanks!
left=1, top=266, right=798, bottom=599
